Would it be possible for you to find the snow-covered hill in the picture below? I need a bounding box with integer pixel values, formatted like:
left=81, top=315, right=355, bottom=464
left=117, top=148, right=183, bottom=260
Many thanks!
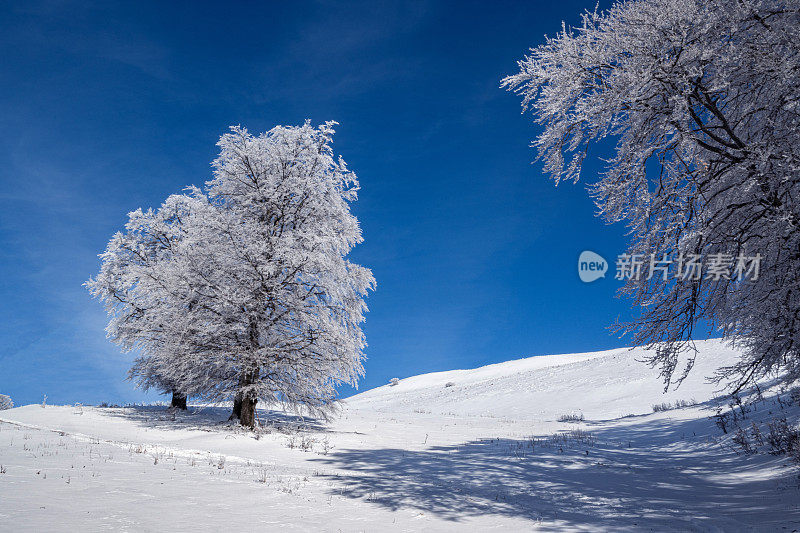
left=347, top=339, right=739, bottom=420
left=1, top=340, right=798, bottom=531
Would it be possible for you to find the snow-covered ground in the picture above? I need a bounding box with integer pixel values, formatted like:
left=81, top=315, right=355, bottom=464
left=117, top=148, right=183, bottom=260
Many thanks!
left=1, top=339, right=798, bottom=531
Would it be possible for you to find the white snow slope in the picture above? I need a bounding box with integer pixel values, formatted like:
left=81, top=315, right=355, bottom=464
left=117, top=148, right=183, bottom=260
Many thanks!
left=1, top=339, right=798, bottom=532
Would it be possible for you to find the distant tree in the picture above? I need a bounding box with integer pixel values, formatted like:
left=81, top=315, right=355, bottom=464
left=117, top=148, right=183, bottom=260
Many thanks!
left=88, top=122, right=374, bottom=428
left=0, top=394, right=12, bottom=410
left=503, top=0, right=800, bottom=391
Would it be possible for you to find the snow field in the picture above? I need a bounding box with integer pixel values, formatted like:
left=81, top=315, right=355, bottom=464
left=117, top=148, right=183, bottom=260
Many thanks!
left=1, top=339, right=798, bottom=531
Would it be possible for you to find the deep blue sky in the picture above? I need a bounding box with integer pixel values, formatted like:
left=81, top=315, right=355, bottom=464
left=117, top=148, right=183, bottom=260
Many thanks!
left=0, top=0, right=640, bottom=406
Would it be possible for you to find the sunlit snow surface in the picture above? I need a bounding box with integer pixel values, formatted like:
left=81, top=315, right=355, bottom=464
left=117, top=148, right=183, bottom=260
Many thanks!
left=1, top=339, right=798, bottom=531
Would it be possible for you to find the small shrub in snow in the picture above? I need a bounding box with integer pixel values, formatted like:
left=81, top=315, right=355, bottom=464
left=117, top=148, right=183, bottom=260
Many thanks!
left=444, top=382, right=455, bottom=388
left=790, top=387, right=800, bottom=406
left=652, top=399, right=698, bottom=412
left=728, top=414, right=800, bottom=465
left=286, top=433, right=319, bottom=452
left=732, top=427, right=756, bottom=455
left=714, top=388, right=800, bottom=468
left=548, top=429, right=596, bottom=448
left=750, top=421, right=765, bottom=447
left=0, top=394, right=12, bottom=410
left=713, top=408, right=730, bottom=434
left=320, top=437, right=333, bottom=455
left=766, top=417, right=800, bottom=458
left=389, top=378, right=399, bottom=387
left=300, top=435, right=318, bottom=452
left=558, top=413, right=585, bottom=423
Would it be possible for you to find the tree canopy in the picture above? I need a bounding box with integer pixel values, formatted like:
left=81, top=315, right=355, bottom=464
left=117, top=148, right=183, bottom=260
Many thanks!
left=504, top=0, right=800, bottom=391
left=88, top=122, right=375, bottom=426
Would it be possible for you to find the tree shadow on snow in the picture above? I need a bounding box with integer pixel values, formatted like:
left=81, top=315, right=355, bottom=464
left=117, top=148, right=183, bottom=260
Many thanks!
left=311, top=412, right=798, bottom=530
left=97, top=404, right=328, bottom=434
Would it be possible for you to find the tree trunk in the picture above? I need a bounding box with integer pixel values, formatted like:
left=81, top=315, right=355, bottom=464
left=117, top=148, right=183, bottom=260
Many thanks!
left=229, top=372, right=247, bottom=420
left=229, top=369, right=257, bottom=427
left=240, top=397, right=257, bottom=429
left=230, top=394, right=243, bottom=421
left=171, top=391, right=187, bottom=410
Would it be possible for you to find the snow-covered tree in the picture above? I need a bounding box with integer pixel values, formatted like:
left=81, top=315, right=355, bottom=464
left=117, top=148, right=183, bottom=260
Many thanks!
left=86, top=193, right=218, bottom=409
left=0, top=394, right=12, bottom=410
left=199, top=122, right=375, bottom=426
left=503, top=0, right=800, bottom=391
left=88, top=121, right=374, bottom=427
